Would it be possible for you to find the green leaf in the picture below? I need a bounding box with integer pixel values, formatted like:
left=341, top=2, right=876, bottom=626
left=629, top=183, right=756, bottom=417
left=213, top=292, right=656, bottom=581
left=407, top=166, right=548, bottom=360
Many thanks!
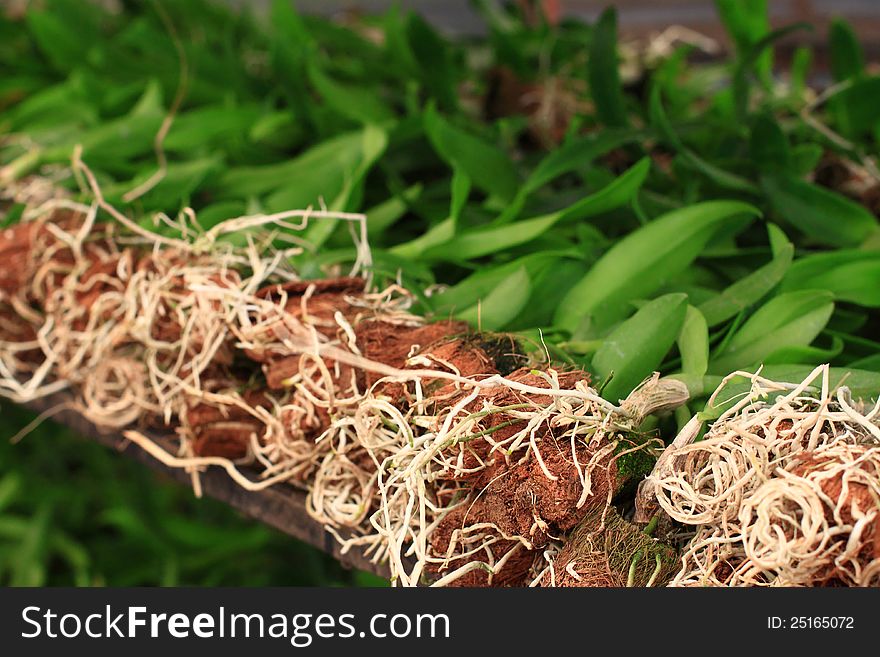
left=389, top=169, right=472, bottom=259
left=268, top=0, right=314, bottom=121
left=829, top=19, right=864, bottom=82
left=307, top=63, right=396, bottom=125
left=761, top=173, right=878, bottom=247
left=496, top=129, right=642, bottom=224
left=592, top=293, right=688, bottom=402
left=406, top=14, right=458, bottom=111
left=749, top=113, right=790, bottom=171
left=528, top=130, right=641, bottom=193
left=678, top=305, right=710, bottom=378
left=762, top=336, right=843, bottom=365
left=0, top=474, right=20, bottom=513
left=106, top=157, right=223, bottom=212
left=428, top=253, right=566, bottom=315
left=732, top=23, right=811, bottom=121
left=249, top=112, right=304, bottom=148
left=382, top=5, right=418, bottom=79
left=298, top=125, right=388, bottom=247
left=422, top=157, right=649, bottom=261
left=789, top=46, right=813, bottom=98
left=781, top=250, right=880, bottom=307
left=164, top=106, right=264, bottom=152
left=698, top=226, right=794, bottom=326
left=26, top=7, right=93, bottom=73
left=42, top=113, right=163, bottom=168
left=366, top=183, right=423, bottom=237
left=716, top=0, right=771, bottom=77
left=508, top=258, right=591, bottom=331
left=216, top=127, right=385, bottom=204
left=588, top=8, right=628, bottom=128
left=196, top=201, right=248, bottom=230
left=789, top=143, right=823, bottom=176
left=650, top=85, right=758, bottom=194
left=11, top=505, right=51, bottom=587
left=449, top=168, right=471, bottom=227
left=423, top=105, right=518, bottom=202
left=390, top=218, right=454, bottom=260
left=456, top=267, right=531, bottom=331
left=709, top=290, right=835, bottom=374
left=555, top=200, right=760, bottom=332
left=848, top=354, right=880, bottom=372
left=829, top=76, right=880, bottom=138
left=702, top=365, right=880, bottom=419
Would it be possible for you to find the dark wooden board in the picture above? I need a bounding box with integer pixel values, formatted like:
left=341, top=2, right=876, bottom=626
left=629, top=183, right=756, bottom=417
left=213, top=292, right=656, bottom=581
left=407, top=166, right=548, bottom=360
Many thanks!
left=22, top=395, right=391, bottom=579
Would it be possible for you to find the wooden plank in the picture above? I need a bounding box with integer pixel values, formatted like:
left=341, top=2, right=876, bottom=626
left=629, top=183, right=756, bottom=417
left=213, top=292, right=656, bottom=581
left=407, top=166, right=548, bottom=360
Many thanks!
left=21, top=395, right=392, bottom=580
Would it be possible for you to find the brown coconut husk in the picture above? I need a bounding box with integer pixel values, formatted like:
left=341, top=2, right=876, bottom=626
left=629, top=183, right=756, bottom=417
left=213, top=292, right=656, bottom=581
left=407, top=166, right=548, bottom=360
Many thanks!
left=648, top=365, right=880, bottom=587
left=0, top=182, right=679, bottom=587
left=535, top=506, right=678, bottom=587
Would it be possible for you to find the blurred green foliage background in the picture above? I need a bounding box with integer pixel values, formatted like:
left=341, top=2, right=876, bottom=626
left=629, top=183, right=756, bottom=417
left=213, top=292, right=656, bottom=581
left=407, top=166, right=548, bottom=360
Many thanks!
left=0, top=403, right=384, bottom=586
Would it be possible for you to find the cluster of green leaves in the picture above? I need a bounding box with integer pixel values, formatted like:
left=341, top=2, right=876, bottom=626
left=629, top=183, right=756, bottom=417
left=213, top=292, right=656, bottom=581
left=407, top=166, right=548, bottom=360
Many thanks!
left=0, top=403, right=383, bottom=586
left=3, top=0, right=878, bottom=407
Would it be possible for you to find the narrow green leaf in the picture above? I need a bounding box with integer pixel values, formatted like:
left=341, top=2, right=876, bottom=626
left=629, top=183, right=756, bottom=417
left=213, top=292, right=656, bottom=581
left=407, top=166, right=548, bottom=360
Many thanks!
left=450, top=168, right=471, bottom=227
left=164, top=106, right=263, bottom=152
left=848, top=354, right=880, bottom=372
left=423, top=158, right=649, bottom=261
left=781, top=250, right=880, bottom=307
left=789, top=46, right=813, bottom=98
left=26, top=9, right=92, bottom=73
left=749, top=112, right=790, bottom=171
left=761, top=173, right=878, bottom=247
left=829, top=76, right=880, bottom=138
left=428, top=253, right=565, bottom=315
left=763, top=336, right=844, bottom=365
left=456, top=267, right=531, bottom=331
left=423, top=105, right=519, bottom=203
left=555, top=200, right=760, bottom=332
left=216, top=127, right=384, bottom=204
left=269, top=0, right=314, bottom=120
left=732, top=23, right=811, bottom=121
left=390, top=218, right=454, bottom=260
left=789, top=143, right=823, bottom=177
left=698, top=229, right=794, bottom=326
left=829, top=19, right=864, bottom=82
left=678, top=305, right=710, bottom=378
left=592, top=293, right=688, bottom=402
left=106, top=157, right=223, bottom=212
left=0, top=474, right=20, bottom=513
left=526, top=130, right=641, bottom=193
left=366, top=183, right=423, bottom=237
left=497, top=129, right=642, bottom=224
left=650, top=85, right=758, bottom=194
left=588, top=8, right=628, bottom=128
left=709, top=290, right=835, bottom=374
left=702, top=365, right=880, bottom=419
left=389, top=170, right=471, bottom=259
left=297, top=125, right=388, bottom=247
left=508, top=259, right=591, bottom=331
left=11, top=505, right=51, bottom=587
left=307, top=63, right=396, bottom=125
left=716, top=0, right=771, bottom=77
left=406, top=14, right=458, bottom=111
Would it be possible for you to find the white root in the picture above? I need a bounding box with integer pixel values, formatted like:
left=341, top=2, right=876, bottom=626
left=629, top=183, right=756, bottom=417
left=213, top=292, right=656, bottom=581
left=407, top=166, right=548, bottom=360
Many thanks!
left=1, top=162, right=654, bottom=589
left=649, top=365, right=880, bottom=587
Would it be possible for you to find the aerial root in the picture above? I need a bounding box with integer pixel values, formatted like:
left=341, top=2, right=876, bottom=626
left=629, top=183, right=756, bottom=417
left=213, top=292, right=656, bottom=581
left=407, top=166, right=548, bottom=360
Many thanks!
left=647, top=365, right=880, bottom=586
left=0, top=179, right=666, bottom=587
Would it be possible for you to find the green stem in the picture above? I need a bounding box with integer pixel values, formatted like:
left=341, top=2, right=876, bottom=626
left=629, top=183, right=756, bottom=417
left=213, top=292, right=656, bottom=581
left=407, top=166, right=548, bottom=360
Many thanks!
left=626, top=549, right=644, bottom=587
